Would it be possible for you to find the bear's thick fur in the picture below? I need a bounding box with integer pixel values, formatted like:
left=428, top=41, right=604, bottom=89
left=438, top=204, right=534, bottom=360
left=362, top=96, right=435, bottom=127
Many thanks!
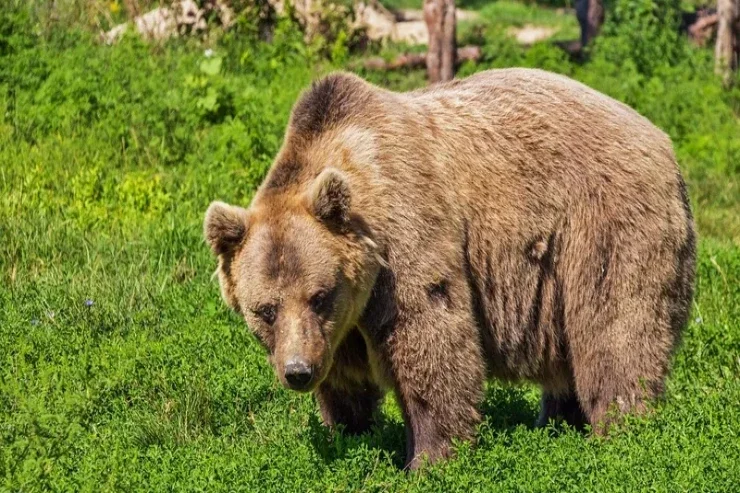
left=204, top=69, right=696, bottom=469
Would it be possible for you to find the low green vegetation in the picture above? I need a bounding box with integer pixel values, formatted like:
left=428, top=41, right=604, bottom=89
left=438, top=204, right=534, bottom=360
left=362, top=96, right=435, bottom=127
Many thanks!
left=1, top=0, right=739, bottom=490
left=475, top=1, right=579, bottom=33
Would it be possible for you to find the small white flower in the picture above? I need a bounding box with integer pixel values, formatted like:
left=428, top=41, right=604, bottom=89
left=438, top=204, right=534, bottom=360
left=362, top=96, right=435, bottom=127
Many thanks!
left=204, top=49, right=214, bottom=58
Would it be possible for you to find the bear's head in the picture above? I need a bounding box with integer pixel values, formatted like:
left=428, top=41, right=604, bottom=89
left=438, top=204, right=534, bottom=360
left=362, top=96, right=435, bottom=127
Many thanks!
left=204, top=168, right=383, bottom=392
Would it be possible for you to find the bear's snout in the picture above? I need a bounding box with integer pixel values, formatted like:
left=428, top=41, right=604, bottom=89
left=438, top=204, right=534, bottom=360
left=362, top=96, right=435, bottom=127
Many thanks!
left=284, top=358, right=314, bottom=390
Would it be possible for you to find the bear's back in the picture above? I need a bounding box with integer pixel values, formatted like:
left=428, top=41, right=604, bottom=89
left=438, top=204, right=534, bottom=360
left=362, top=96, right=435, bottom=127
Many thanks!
left=399, top=68, right=676, bottom=181
left=374, top=68, right=684, bottom=228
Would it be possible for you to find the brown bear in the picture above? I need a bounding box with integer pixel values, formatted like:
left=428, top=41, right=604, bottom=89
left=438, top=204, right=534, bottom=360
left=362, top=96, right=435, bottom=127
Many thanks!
left=204, top=68, right=696, bottom=469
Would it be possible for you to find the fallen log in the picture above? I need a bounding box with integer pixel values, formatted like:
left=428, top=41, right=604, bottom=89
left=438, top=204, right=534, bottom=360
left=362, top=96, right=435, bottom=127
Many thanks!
left=356, top=45, right=481, bottom=71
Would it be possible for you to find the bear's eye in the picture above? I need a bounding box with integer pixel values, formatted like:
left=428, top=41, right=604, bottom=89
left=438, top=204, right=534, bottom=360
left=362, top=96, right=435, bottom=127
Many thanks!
left=309, top=288, right=335, bottom=315
left=253, top=304, right=277, bottom=325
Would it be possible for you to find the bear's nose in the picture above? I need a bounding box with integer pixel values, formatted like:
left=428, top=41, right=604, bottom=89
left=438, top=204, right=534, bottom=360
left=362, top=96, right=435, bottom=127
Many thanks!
left=284, top=359, right=313, bottom=390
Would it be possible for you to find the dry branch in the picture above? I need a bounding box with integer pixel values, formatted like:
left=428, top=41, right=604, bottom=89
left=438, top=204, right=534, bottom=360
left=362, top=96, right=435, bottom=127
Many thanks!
left=688, top=13, right=718, bottom=46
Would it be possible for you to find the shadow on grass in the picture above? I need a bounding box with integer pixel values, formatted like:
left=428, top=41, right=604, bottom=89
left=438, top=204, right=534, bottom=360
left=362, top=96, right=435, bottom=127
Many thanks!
left=479, top=385, right=539, bottom=431
left=307, top=411, right=408, bottom=469
left=307, top=384, right=542, bottom=468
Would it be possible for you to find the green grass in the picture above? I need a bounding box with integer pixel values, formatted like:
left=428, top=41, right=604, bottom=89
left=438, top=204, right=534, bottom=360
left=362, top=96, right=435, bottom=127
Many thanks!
left=377, top=0, right=580, bottom=45
left=474, top=1, right=577, bottom=29
left=2, top=1, right=740, bottom=490
left=457, top=0, right=580, bottom=44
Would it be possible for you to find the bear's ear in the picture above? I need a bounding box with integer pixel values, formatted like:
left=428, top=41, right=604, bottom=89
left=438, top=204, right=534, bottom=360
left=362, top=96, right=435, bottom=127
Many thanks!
left=306, top=168, right=351, bottom=228
left=204, top=201, right=250, bottom=256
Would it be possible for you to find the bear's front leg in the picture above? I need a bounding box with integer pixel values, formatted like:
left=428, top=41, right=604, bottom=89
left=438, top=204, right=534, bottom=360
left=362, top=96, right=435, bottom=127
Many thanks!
left=389, top=299, right=487, bottom=470
left=314, top=329, right=382, bottom=435
left=315, top=381, right=382, bottom=435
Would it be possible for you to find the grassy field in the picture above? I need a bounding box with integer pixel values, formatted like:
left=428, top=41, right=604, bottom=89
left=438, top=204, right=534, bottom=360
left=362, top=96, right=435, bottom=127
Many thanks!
left=2, top=0, right=740, bottom=491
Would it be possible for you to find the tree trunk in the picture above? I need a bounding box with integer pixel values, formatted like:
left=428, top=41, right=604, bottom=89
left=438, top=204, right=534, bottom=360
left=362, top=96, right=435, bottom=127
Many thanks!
left=424, top=0, right=456, bottom=83
left=715, top=0, right=740, bottom=83
left=587, top=0, right=605, bottom=42
left=575, top=0, right=604, bottom=47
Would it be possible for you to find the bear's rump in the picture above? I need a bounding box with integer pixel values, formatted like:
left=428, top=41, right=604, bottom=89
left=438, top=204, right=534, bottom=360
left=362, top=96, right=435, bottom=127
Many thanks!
left=464, top=189, right=692, bottom=389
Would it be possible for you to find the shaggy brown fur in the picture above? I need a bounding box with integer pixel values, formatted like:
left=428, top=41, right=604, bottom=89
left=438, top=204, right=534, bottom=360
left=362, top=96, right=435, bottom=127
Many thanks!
left=204, top=68, right=696, bottom=469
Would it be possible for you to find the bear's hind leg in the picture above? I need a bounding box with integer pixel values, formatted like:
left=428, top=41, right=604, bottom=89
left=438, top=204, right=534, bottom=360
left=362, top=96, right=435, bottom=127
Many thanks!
left=537, top=390, right=587, bottom=430
left=568, top=308, right=670, bottom=434
left=571, top=361, right=654, bottom=435
left=562, top=223, right=684, bottom=434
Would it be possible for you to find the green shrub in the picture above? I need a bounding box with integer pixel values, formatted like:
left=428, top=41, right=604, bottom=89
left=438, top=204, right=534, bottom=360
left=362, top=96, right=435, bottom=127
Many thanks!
left=594, top=0, right=686, bottom=77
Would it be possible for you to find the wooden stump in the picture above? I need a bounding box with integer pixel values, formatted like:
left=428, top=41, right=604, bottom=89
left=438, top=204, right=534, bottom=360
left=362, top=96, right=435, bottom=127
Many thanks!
left=424, top=0, right=456, bottom=83
left=715, top=0, right=740, bottom=83
left=575, top=0, right=604, bottom=47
